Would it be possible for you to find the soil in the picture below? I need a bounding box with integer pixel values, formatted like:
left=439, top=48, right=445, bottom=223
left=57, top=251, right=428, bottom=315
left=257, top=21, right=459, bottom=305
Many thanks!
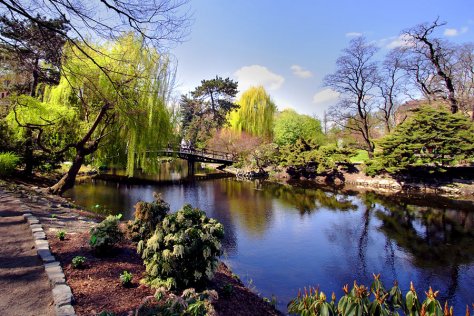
left=0, top=192, right=55, bottom=316
left=0, top=179, right=282, bottom=316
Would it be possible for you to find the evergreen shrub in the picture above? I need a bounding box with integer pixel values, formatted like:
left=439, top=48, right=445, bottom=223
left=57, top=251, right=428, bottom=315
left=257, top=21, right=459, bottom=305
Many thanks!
left=128, top=193, right=169, bottom=242
left=139, top=204, right=224, bottom=289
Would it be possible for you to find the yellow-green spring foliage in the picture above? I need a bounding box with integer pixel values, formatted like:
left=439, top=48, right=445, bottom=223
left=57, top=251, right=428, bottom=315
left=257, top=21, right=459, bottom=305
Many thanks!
left=0, top=152, right=20, bottom=176
left=139, top=204, right=224, bottom=290
left=129, top=193, right=170, bottom=242
left=288, top=274, right=468, bottom=316
left=13, top=34, right=174, bottom=175
left=229, top=86, right=276, bottom=139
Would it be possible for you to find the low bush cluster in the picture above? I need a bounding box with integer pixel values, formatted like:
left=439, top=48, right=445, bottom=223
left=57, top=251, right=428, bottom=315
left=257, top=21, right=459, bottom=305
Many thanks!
left=136, top=287, right=218, bottom=316
left=72, top=256, right=86, bottom=269
left=139, top=204, right=224, bottom=290
left=90, top=214, right=123, bottom=254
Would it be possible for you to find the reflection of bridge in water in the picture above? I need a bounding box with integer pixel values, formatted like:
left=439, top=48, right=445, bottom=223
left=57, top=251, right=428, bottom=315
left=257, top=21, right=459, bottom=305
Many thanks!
left=151, top=148, right=235, bottom=175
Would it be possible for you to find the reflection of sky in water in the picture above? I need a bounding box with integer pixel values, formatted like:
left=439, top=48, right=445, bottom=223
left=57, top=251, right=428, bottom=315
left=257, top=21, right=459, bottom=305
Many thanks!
left=66, top=178, right=474, bottom=313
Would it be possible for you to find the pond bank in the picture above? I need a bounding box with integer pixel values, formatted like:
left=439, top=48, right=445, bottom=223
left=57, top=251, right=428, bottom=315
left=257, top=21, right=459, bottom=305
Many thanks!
left=0, top=179, right=281, bottom=316
left=235, top=165, right=474, bottom=199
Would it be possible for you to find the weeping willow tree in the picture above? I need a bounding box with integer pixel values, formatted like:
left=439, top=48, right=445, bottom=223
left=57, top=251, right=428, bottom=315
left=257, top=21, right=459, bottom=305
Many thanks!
left=9, top=33, right=174, bottom=194
left=229, top=86, right=276, bottom=139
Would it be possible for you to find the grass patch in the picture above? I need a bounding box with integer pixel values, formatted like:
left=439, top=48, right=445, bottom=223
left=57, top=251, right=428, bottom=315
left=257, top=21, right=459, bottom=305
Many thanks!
left=350, top=150, right=369, bottom=163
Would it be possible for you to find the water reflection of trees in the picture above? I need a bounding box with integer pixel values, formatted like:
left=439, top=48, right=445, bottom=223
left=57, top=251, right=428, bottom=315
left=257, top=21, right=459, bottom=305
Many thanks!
left=369, top=192, right=474, bottom=302
left=219, top=179, right=274, bottom=237
left=264, top=182, right=357, bottom=214
left=218, top=179, right=358, bottom=236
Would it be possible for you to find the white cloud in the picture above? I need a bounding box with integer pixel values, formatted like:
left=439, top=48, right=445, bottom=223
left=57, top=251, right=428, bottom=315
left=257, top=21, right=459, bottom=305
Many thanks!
left=444, top=27, right=468, bottom=37
left=386, top=34, right=414, bottom=49
left=312, top=88, right=340, bottom=104
left=444, top=28, right=459, bottom=37
left=346, top=32, right=363, bottom=37
left=290, top=65, right=313, bottom=78
left=234, top=65, right=284, bottom=91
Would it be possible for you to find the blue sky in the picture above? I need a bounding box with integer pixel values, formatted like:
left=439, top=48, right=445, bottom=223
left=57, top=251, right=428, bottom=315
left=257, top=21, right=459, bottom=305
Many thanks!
left=172, top=0, right=474, bottom=118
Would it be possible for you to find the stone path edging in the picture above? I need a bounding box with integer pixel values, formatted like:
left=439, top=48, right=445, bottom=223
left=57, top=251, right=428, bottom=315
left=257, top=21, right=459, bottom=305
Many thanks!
left=23, top=212, right=76, bottom=316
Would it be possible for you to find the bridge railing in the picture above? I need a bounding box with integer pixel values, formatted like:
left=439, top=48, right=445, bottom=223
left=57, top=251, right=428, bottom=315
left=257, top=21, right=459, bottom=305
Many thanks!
left=158, top=147, right=234, bottom=162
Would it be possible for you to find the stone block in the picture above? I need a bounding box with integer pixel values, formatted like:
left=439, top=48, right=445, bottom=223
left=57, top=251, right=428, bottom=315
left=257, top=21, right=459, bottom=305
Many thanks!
left=55, top=304, right=76, bottom=316
left=35, top=240, right=49, bottom=250
left=31, top=227, right=43, bottom=234
left=38, top=248, right=53, bottom=261
left=42, top=254, right=56, bottom=263
left=52, top=284, right=73, bottom=307
left=28, top=218, right=39, bottom=225
left=23, top=213, right=33, bottom=219
left=33, top=231, right=46, bottom=240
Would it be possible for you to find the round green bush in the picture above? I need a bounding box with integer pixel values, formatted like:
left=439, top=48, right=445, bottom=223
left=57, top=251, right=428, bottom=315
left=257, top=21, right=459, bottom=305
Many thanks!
left=139, top=204, right=224, bottom=289
left=90, top=214, right=123, bottom=254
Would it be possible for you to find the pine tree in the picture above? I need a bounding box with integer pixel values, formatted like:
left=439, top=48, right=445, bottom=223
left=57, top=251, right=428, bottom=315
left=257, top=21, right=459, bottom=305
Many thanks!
left=369, top=106, right=474, bottom=174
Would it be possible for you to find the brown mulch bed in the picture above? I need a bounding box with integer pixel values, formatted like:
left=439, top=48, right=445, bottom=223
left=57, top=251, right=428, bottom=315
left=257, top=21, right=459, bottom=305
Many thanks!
left=49, top=231, right=282, bottom=316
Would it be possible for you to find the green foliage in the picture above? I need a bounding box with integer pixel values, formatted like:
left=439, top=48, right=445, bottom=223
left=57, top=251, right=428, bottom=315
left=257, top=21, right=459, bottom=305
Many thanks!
left=350, top=150, right=370, bottom=163
left=306, top=145, right=356, bottom=173
left=140, top=204, right=224, bottom=290
left=279, top=140, right=355, bottom=173
left=273, top=109, right=325, bottom=146
left=128, top=193, right=170, bottom=242
left=71, top=256, right=86, bottom=269
left=120, top=270, right=133, bottom=286
left=288, top=275, right=464, bottom=316
left=368, top=106, right=474, bottom=175
left=137, top=288, right=218, bottom=316
left=89, top=214, right=123, bottom=254
left=56, top=230, right=66, bottom=241
left=7, top=34, right=174, bottom=177
left=229, top=86, right=276, bottom=139
left=0, top=152, right=20, bottom=176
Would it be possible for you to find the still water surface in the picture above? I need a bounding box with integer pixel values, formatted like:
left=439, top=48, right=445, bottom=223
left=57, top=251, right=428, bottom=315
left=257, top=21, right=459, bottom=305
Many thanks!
left=66, top=177, right=474, bottom=313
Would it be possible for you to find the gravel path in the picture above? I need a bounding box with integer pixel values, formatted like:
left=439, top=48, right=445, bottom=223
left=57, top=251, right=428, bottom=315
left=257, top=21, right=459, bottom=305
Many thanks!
left=0, top=192, right=54, bottom=316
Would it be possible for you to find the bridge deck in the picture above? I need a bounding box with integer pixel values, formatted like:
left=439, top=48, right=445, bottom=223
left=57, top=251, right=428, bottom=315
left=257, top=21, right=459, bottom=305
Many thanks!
left=152, top=148, right=234, bottom=165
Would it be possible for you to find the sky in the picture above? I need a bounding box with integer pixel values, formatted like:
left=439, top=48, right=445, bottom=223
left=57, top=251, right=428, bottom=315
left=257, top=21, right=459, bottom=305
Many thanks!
left=172, top=0, right=474, bottom=118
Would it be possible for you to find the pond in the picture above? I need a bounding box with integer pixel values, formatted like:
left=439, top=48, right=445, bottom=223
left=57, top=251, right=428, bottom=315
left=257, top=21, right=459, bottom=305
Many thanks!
left=66, top=176, right=474, bottom=313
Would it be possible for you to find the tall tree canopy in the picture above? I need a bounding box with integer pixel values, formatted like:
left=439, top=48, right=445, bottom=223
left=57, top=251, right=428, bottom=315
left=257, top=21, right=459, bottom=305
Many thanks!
left=402, top=19, right=459, bottom=114
left=180, top=76, right=238, bottom=147
left=273, top=109, right=324, bottom=146
left=8, top=34, right=174, bottom=194
left=229, top=86, right=276, bottom=139
left=0, top=15, right=69, bottom=95
left=324, top=37, right=379, bottom=157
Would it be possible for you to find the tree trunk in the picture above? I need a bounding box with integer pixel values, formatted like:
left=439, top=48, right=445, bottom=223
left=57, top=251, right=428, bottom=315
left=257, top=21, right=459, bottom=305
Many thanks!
left=49, top=150, right=85, bottom=195
left=23, top=129, right=34, bottom=175
left=23, top=67, right=39, bottom=175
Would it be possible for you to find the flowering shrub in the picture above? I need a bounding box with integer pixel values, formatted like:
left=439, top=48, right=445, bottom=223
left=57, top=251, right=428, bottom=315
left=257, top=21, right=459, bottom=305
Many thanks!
left=139, top=204, right=224, bottom=289
left=287, top=274, right=472, bottom=316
